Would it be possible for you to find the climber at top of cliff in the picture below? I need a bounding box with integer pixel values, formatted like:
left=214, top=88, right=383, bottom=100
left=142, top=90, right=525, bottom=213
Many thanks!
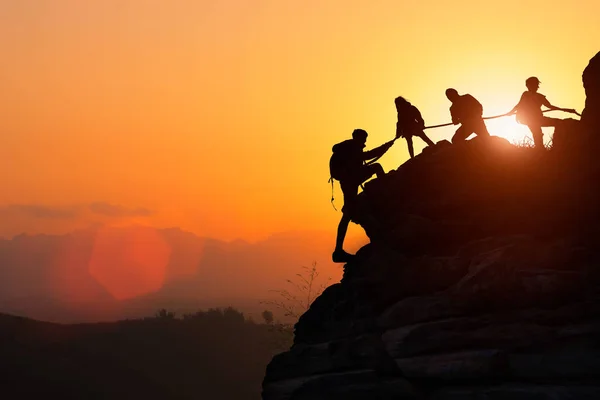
left=445, top=89, right=491, bottom=144
left=394, top=96, right=435, bottom=159
left=507, top=76, right=579, bottom=149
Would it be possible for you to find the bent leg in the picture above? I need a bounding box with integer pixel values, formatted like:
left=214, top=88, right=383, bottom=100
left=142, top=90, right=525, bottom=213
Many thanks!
left=333, top=185, right=358, bottom=262
left=416, top=131, right=435, bottom=146
left=474, top=119, right=490, bottom=137
left=540, top=116, right=562, bottom=127
left=527, top=125, right=544, bottom=148
left=366, top=163, right=385, bottom=180
left=452, top=125, right=470, bottom=144
left=332, top=213, right=354, bottom=262
left=334, top=213, right=351, bottom=252
left=406, top=136, right=415, bottom=158
left=356, top=163, right=385, bottom=185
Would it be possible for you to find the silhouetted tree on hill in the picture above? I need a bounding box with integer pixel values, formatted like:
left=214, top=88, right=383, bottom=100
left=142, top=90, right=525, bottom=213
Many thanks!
left=154, top=308, right=176, bottom=319
left=263, top=262, right=332, bottom=321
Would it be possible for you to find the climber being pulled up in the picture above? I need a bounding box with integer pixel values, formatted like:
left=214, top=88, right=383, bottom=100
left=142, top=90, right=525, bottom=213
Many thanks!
left=329, top=129, right=394, bottom=263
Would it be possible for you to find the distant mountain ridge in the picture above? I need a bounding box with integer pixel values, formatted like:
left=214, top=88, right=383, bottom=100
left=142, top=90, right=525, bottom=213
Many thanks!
left=0, top=226, right=354, bottom=323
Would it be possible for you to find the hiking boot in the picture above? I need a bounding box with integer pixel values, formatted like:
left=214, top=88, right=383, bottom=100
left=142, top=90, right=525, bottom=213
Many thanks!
left=332, top=249, right=354, bottom=263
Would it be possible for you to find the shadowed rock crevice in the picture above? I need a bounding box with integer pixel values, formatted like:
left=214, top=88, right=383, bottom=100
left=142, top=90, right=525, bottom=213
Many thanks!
left=262, top=52, right=600, bottom=400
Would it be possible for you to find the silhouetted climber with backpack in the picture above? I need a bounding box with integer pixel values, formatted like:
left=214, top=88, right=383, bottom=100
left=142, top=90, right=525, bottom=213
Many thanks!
left=445, top=88, right=490, bottom=143
left=395, top=96, right=435, bottom=158
left=330, top=129, right=394, bottom=263
left=507, top=77, right=580, bottom=149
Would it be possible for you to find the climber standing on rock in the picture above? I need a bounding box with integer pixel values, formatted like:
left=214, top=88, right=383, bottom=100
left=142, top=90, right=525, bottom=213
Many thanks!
left=329, top=129, right=394, bottom=263
left=445, top=88, right=491, bottom=144
left=394, top=96, right=435, bottom=158
left=508, top=77, right=580, bottom=149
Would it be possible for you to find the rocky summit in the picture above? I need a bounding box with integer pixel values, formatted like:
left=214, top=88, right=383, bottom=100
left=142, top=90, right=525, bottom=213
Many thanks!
left=262, top=52, right=600, bottom=400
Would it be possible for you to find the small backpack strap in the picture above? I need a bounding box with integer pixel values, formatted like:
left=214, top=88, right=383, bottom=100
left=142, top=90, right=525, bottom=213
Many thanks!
left=328, top=176, right=338, bottom=211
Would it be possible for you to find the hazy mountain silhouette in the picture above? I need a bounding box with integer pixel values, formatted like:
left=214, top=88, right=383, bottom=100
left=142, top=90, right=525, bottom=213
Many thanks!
left=0, top=226, right=359, bottom=323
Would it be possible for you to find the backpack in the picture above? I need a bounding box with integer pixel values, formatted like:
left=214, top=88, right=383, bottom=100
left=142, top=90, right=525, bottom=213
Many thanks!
left=328, top=139, right=357, bottom=210
left=463, top=94, right=483, bottom=116
left=329, top=139, right=355, bottom=181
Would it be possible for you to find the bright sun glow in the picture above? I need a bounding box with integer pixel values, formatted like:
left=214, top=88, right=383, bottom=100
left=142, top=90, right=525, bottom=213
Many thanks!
left=485, top=116, right=534, bottom=146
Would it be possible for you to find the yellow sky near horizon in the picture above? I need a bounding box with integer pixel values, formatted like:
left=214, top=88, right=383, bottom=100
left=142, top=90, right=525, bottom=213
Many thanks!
left=0, top=0, right=598, bottom=241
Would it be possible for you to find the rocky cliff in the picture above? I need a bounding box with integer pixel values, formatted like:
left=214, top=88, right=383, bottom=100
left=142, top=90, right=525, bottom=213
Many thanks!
left=582, top=51, right=600, bottom=133
left=262, top=52, right=600, bottom=400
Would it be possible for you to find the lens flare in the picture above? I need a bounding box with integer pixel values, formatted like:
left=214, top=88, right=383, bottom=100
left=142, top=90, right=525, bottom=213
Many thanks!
left=88, top=226, right=172, bottom=300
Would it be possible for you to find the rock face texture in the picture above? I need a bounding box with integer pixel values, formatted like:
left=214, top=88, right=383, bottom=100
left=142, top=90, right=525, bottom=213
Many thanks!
left=582, top=51, right=600, bottom=133
left=262, top=52, right=600, bottom=400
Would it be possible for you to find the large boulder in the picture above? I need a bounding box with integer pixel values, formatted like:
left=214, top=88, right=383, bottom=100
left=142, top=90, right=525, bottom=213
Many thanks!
left=582, top=51, right=600, bottom=134
left=262, top=53, right=600, bottom=400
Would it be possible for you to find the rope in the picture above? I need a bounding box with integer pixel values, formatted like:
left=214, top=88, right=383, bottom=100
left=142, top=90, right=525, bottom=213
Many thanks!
left=328, top=176, right=338, bottom=211
left=424, top=112, right=511, bottom=130
left=329, top=108, right=580, bottom=211
left=365, top=109, right=580, bottom=166
left=423, top=109, right=580, bottom=130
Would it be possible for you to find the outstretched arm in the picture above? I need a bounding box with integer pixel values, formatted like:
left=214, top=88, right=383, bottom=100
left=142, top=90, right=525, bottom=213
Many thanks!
left=363, top=141, right=393, bottom=161
left=508, top=93, right=525, bottom=115
left=542, top=98, right=579, bottom=115
left=542, top=97, right=561, bottom=111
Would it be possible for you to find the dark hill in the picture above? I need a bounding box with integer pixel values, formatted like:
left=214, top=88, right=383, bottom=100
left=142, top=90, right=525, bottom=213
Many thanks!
left=262, top=51, right=600, bottom=399
left=0, top=310, right=289, bottom=399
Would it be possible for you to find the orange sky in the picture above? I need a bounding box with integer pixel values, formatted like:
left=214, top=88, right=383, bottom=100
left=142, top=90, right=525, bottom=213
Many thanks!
left=1, top=1, right=598, bottom=241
